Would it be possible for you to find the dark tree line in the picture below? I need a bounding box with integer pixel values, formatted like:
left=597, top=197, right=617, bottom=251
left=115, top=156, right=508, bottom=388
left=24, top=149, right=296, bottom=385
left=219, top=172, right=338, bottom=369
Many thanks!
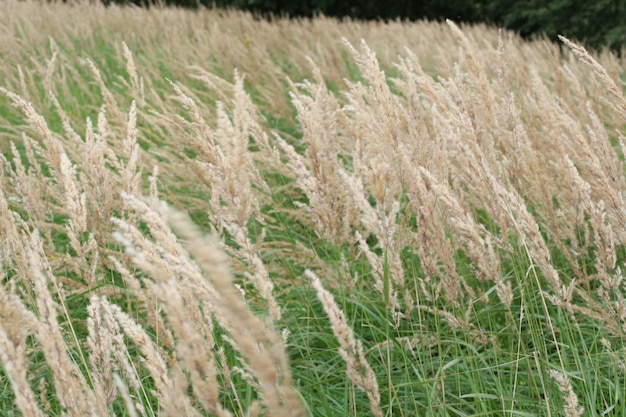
left=484, top=0, right=626, bottom=52
left=108, top=0, right=626, bottom=52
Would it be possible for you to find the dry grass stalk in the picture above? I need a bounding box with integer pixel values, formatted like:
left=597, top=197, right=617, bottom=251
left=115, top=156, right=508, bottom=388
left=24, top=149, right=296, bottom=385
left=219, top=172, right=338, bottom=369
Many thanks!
left=549, top=370, right=584, bottom=417
left=110, top=300, right=201, bottom=417
left=0, top=184, right=23, bottom=269
left=151, top=280, right=231, bottom=417
left=26, top=229, right=106, bottom=416
left=112, top=197, right=304, bottom=416
left=559, top=35, right=626, bottom=121
left=107, top=254, right=176, bottom=354
left=87, top=295, right=149, bottom=413
left=121, top=41, right=145, bottom=108
left=355, top=229, right=402, bottom=313
left=112, top=374, right=140, bottom=417
left=307, top=269, right=383, bottom=417
left=339, top=158, right=408, bottom=311
left=85, top=58, right=125, bottom=126
left=0, top=88, right=66, bottom=173
left=170, top=77, right=281, bottom=321
left=0, top=273, right=45, bottom=417
left=286, top=64, right=356, bottom=243
left=86, top=296, right=117, bottom=409
left=161, top=207, right=305, bottom=417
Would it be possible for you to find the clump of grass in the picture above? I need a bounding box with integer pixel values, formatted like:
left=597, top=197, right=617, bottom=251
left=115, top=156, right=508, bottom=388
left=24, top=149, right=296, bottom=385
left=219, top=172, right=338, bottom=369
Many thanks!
left=1, top=1, right=626, bottom=416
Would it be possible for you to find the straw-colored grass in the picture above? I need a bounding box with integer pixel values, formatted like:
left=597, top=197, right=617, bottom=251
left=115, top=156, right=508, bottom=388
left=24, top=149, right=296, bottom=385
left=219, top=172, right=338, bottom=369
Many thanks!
left=1, top=1, right=626, bottom=415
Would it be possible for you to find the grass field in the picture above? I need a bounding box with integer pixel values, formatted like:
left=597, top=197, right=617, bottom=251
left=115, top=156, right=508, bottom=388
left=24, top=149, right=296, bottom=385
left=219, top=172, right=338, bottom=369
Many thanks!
left=1, top=1, right=626, bottom=416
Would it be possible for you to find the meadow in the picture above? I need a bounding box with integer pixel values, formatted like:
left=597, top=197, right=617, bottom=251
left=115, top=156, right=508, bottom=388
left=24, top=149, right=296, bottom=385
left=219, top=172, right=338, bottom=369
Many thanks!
left=1, top=1, right=626, bottom=415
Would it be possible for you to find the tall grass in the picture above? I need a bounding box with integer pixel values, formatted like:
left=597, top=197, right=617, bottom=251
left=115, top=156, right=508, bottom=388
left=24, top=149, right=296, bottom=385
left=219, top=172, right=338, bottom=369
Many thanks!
left=1, top=1, right=626, bottom=415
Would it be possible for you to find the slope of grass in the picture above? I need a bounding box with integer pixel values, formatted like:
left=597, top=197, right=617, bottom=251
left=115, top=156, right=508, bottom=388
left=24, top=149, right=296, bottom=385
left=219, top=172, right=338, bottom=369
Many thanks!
left=1, top=2, right=626, bottom=416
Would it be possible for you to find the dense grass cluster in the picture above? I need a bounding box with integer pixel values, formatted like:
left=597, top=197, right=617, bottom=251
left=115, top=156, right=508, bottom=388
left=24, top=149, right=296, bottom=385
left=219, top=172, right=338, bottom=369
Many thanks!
left=1, top=1, right=626, bottom=416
